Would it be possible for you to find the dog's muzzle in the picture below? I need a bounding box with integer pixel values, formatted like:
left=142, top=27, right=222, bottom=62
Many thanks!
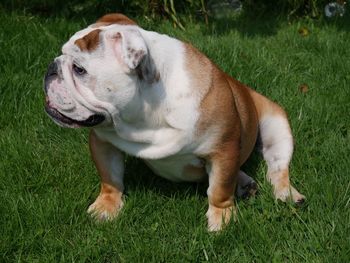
left=44, top=60, right=105, bottom=128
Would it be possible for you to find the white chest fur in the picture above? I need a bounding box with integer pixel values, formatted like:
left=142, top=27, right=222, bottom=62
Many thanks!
left=93, top=28, right=211, bottom=182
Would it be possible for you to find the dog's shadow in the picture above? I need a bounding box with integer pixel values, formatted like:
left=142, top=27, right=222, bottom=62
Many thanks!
left=123, top=157, right=207, bottom=199
left=123, top=150, right=262, bottom=200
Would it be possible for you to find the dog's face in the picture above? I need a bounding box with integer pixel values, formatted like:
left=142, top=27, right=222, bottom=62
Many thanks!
left=44, top=20, right=148, bottom=128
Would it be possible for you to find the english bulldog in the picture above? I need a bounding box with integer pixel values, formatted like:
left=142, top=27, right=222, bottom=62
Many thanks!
left=44, top=13, right=305, bottom=231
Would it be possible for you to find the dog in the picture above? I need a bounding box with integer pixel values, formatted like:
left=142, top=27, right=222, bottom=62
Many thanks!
left=44, top=13, right=305, bottom=231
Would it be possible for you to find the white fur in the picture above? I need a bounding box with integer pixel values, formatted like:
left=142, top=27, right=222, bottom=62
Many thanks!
left=260, top=115, right=305, bottom=202
left=260, top=115, right=293, bottom=181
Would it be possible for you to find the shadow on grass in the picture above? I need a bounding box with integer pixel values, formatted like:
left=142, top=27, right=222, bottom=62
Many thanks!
left=123, top=157, right=208, bottom=199
left=202, top=13, right=282, bottom=38
left=123, top=150, right=263, bottom=201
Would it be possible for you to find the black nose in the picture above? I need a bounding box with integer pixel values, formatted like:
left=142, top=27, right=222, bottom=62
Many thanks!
left=46, top=61, right=58, bottom=78
left=44, top=61, right=58, bottom=93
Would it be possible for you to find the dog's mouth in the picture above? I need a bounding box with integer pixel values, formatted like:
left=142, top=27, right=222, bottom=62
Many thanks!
left=45, top=103, right=105, bottom=128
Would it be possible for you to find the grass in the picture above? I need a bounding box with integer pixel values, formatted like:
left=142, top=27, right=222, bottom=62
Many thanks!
left=0, top=8, right=350, bottom=262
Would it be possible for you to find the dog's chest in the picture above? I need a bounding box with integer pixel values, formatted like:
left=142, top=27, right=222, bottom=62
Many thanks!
left=94, top=128, right=207, bottom=182
left=144, top=154, right=206, bottom=182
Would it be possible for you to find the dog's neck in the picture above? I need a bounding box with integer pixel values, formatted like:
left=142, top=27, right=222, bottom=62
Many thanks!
left=99, top=28, right=198, bottom=154
left=116, top=29, right=188, bottom=125
left=139, top=29, right=185, bottom=86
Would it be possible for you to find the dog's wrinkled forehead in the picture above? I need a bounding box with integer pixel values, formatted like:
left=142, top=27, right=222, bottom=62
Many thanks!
left=62, top=13, right=138, bottom=55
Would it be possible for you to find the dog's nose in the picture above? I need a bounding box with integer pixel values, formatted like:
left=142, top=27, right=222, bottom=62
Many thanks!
left=46, top=61, right=58, bottom=78
left=44, top=61, right=58, bottom=93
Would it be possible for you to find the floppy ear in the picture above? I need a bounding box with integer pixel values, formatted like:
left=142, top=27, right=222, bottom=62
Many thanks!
left=113, top=29, right=147, bottom=70
left=107, top=29, right=159, bottom=83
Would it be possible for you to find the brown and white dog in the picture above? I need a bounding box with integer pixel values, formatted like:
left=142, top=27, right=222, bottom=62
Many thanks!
left=44, top=14, right=305, bottom=231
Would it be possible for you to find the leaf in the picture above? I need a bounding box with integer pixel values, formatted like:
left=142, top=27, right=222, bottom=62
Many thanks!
left=299, top=84, right=309, bottom=93
left=298, top=26, right=309, bottom=37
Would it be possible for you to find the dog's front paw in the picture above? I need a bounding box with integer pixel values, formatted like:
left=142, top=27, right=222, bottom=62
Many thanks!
left=87, top=192, right=123, bottom=221
left=206, top=205, right=236, bottom=232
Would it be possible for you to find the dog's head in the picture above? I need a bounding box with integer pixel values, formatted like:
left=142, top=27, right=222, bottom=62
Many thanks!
left=44, top=14, right=155, bottom=128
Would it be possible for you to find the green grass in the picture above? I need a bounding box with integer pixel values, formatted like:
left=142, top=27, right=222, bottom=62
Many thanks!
left=1, top=9, right=350, bottom=262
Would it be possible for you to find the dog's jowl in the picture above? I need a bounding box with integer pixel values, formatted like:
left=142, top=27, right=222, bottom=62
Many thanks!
left=44, top=13, right=305, bottom=231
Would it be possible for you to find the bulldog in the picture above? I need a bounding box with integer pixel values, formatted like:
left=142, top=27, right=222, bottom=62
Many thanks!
left=44, top=13, right=305, bottom=231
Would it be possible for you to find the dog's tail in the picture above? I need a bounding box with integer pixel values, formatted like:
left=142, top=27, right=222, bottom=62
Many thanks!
left=249, top=89, right=305, bottom=203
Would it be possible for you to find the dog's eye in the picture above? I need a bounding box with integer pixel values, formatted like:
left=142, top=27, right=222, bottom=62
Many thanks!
left=73, top=63, right=86, bottom=75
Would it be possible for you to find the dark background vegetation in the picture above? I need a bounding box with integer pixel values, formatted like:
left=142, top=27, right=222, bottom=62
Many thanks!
left=0, top=0, right=338, bottom=23
left=2, top=0, right=348, bottom=39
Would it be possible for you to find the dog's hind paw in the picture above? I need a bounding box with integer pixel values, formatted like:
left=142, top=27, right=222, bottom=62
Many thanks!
left=236, top=170, right=258, bottom=199
left=274, top=186, right=305, bottom=204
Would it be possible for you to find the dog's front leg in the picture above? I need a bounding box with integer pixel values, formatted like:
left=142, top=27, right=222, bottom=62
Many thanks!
left=87, top=130, right=125, bottom=221
left=206, top=141, right=240, bottom=232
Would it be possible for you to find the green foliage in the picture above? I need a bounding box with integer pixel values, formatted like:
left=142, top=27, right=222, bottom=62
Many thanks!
left=244, top=0, right=330, bottom=18
left=0, top=0, right=208, bottom=28
left=0, top=0, right=341, bottom=26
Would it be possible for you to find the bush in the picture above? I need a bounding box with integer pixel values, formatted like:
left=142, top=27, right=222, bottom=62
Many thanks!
left=0, top=0, right=341, bottom=24
left=1, top=0, right=207, bottom=28
left=243, top=0, right=330, bottom=18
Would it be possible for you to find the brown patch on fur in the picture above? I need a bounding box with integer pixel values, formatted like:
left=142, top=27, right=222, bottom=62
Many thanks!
left=225, top=77, right=259, bottom=165
left=191, top=62, right=241, bottom=210
left=184, top=42, right=258, bottom=165
left=93, top=182, right=122, bottom=212
left=75, top=29, right=101, bottom=52
left=96, top=13, right=137, bottom=26
left=207, top=136, right=240, bottom=207
left=271, top=169, right=290, bottom=190
left=269, top=167, right=305, bottom=203
left=183, top=43, right=213, bottom=98
left=248, top=88, right=288, bottom=119
left=183, top=42, right=262, bottom=229
left=248, top=88, right=292, bottom=144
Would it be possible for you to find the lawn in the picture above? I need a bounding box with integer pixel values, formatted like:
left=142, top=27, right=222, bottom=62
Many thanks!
left=0, top=7, right=349, bottom=262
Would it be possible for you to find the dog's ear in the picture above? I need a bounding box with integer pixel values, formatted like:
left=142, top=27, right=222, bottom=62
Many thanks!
left=107, top=29, right=159, bottom=83
left=111, top=29, right=147, bottom=70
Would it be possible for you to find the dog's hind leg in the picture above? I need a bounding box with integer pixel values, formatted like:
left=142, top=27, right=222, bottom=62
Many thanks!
left=260, top=113, right=305, bottom=203
left=250, top=90, right=305, bottom=203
